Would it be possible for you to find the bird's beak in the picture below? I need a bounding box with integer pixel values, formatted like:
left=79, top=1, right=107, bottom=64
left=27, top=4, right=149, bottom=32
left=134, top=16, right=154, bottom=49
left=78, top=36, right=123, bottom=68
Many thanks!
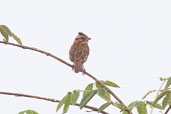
left=88, top=37, right=91, bottom=40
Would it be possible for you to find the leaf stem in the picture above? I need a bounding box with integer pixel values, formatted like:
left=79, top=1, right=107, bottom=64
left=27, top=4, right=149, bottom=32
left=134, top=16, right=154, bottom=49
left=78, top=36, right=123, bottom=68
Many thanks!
left=150, top=80, right=166, bottom=114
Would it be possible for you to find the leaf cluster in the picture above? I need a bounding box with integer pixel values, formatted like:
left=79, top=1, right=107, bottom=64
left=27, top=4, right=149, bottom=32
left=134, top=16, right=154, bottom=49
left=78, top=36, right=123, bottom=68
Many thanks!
left=19, top=110, right=38, bottom=114
left=122, top=77, right=171, bottom=114
left=1, top=25, right=170, bottom=114
left=143, top=77, right=171, bottom=110
left=0, top=25, right=22, bottom=45
left=56, top=80, right=120, bottom=113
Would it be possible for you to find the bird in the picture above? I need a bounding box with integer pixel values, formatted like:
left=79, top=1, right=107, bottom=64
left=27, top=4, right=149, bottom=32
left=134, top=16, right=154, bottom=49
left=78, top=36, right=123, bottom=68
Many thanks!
left=69, top=32, right=91, bottom=73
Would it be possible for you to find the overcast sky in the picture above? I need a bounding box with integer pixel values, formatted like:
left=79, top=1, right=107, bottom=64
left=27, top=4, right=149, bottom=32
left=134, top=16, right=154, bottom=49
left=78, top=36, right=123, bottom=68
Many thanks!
left=0, top=0, right=171, bottom=114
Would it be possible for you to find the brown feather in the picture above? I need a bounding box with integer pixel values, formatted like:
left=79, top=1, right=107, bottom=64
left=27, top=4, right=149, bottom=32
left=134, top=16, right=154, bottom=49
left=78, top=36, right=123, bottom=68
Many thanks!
left=74, top=61, right=83, bottom=73
left=69, top=32, right=90, bottom=73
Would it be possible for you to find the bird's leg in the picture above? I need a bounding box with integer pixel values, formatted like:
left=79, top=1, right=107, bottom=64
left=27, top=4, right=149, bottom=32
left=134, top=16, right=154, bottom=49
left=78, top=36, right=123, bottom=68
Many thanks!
left=81, top=65, right=86, bottom=75
left=71, top=64, right=74, bottom=70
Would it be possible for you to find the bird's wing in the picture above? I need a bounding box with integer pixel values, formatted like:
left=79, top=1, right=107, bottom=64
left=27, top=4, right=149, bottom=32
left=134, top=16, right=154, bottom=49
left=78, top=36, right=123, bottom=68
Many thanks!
left=74, top=44, right=89, bottom=63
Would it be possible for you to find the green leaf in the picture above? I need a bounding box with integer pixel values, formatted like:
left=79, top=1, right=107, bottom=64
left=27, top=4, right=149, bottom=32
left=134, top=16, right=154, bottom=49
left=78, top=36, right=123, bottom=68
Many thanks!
left=103, top=91, right=111, bottom=101
left=0, top=26, right=9, bottom=42
left=80, top=90, right=97, bottom=109
left=165, top=77, right=171, bottom=89
left=95, top=80, right=105, bottom=89
left=98, top=102, right=111, bottom=112
left=12, top=33, right=22, bottom=45
left=122, top=111, right=129, bottom=114
left=162, top=91, right=171, bottom=109
left=56, top=94, right=69, bottom=112
left=71, top=90, right=80, bottom=105
left=26, top=110, right=33, bottom=114
left=18, top=110, right=38, bottom=114
left=31, top=110, right=38, bottom=114
left=104, top=80, right=120, bottom=88
left=134, top=101, right=143, bottom=107
left=132, top=101, right=147, bottom=114
left=122, top=101, right=138, bottom=114
left=18, top=111, right=25, bottom=114
left=146, top=101, right=162, bottom=109
left=0, top=25, right=12, bottom=42
left=142, top=90, right=156, bottom=99
left=96, top=82, right=102, bottom=88
left=26, top=110, right=38, bottom=114
left=0, top=25, right=12, bottom=36
left=97, top=88, right=106, bottom=97
left=115, top=103, right=125, bottom=111
left=136, top=102, right=147, bottom=114
left=152, top=90, right=168, bottom=106
left=63, top=93, right=71, bottom=113
left=128, top=101, right=138, bottom=110
left=0, top=25, right=22, bottom=45
left=83, top=83, right=93, bottom=97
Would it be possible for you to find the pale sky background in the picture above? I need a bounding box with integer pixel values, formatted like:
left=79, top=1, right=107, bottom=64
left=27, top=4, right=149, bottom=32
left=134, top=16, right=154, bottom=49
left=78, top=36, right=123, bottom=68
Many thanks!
left=0, top=0, right=171, bottom=114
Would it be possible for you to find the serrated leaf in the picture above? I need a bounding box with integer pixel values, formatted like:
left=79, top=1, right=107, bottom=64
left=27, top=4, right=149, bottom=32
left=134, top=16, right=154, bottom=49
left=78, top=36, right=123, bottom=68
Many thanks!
left=103, top=91, right=111, bottom=101
left=83, top=83, right=93, bottom=97
left=12, top=33, right=22, bottom=45
left=104, top=80, right=120, bottom=88
left=146, top=101, right=162, bottom=109
left=80, top=90, right=97, bottom=109
left=56, top=94, right=69, bottom=112
left=98, top=102, right=111, bottom=112
left=71, top=90, right=80, bottom=105
left=97, top=88, right=106, bottom=97
left=165, top=77, right=171, bottom=89
left=142, top=90, right=156, bottom=99
left=162, top=91, right=171, bottom=109
left=63, top=93, right=71, bottom=113
left=136, top=102, right=147, bottom=114
left=152, top=90, right=168, bottom=106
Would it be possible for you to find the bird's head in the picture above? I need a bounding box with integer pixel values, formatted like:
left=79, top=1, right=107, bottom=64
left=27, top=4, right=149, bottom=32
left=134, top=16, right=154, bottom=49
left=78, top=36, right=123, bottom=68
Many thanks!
left=74, top=32, right=91, bottom=44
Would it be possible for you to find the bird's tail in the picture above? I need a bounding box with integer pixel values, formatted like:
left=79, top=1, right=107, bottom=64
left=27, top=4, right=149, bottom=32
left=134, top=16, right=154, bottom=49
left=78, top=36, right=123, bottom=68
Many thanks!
left=74, top=61, right=84, bottom=73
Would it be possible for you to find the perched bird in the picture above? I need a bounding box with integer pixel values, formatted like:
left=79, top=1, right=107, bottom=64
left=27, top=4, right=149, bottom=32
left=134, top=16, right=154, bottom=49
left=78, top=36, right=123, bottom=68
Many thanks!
left=69, top=32, right=91, bottom=73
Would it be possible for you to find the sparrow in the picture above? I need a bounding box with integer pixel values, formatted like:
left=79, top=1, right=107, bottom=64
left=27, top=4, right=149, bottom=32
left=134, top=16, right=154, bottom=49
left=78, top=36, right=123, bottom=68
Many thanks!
left=69, top=32, right=91, bottom=73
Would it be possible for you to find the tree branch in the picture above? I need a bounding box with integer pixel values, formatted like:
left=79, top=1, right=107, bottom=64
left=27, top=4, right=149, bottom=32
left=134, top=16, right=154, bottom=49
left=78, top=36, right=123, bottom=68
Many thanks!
left=165, top=105, right=171, bottom=114
left=0, top=91, right=108, bottom=114
left=0, top=41, right=132, bottom=114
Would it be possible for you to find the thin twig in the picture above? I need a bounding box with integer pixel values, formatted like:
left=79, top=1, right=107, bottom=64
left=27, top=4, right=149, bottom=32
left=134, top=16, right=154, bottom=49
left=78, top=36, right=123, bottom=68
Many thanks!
left=165, top=105, right=171, bottom=114
left=84, top=72, right=131, bottom=113
left=0, top=91, right=108, bottom=114
left=150, top=80, right=166, bottom=114
left=0, top=41, right=132, bottom=114
left=0, top=41, right=72, bottom=67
